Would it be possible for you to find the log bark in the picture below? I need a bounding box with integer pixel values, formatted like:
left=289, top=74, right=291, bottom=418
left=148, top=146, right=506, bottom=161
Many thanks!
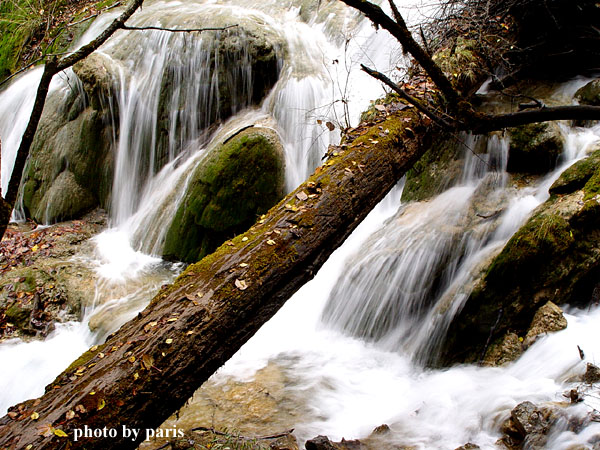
left=0, top=109, right=431, bottom=449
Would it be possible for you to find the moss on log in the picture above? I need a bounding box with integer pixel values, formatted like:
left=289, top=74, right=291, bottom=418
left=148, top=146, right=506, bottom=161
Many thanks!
left=0, top=108, right=431, bottom=450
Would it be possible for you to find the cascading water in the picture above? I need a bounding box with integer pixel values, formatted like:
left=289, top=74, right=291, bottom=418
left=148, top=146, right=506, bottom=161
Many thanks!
left=2, top=1, right=600, bottom=449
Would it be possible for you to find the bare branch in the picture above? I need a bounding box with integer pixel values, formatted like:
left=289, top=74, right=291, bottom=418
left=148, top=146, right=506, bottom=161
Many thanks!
left=339, top=0, right=460, bottom=108
left=360, top=64, right=454, bottom=129
left=121, top=24, right=238, bottom=33
left=472, top=105, right=600, bottom=134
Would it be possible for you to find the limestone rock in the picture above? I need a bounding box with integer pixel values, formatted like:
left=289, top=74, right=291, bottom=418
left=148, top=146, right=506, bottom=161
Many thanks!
left=523, top=301, right=567, bottom=347
left=73, top=53, right=118, bottom=110
left=163, top=127, right=285, bottom=263
left=484, top=332, right=523, bottom=366
left=550, top=149, right=600, bottom=195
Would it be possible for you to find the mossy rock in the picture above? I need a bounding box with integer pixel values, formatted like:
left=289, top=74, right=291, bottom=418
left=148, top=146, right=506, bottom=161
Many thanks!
left=507, top=122, right=563, bottom=174
left=20, top=97, right=113, bottom=223
left=550, top=149, right=600, bottom=195
left=439, top=184, right=600, bottom=366
left=575, top=79, right=600, bottom=106
left=402, top=131, right=465, bottom=202
left=163, top=127, right=285, bottom=263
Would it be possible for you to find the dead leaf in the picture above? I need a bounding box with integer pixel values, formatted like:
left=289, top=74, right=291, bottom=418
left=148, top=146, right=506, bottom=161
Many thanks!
left=296, top=191, right=308, bottom=201
left=167, top=318, right=178, bottom=322
left=235, top=279, right=248, bottom=290
left=53, top=428, right=68, bottom=438
left=65, top=410, right=75, bottom=420
left=326, top=121, right=335, bottom=131
left=141, top=354, right=154, bottom=370
left=374, top=104, right=386, bottom=112
left=241, top=236, right=249, bottom=242
left=75, top=404, right=86, bottom=414
left=266, top=239, right=276, bottom=246
left=30, top=412, right=39, bottom=420
left=165, top=338, right=173, bottom=345
left=239, top=263, right=248, bottom=268
left=128, top=356, right=136, bottom=363
left=97, top=399, right=105, bottom=410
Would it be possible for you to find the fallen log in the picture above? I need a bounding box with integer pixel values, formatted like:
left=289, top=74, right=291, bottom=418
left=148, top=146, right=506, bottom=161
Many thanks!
left=0, top=108, right=432, bottom=449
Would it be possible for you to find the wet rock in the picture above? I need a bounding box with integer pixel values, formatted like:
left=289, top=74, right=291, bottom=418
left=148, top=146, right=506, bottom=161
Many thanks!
left=440, top=174, right=600, bottom=365
left=583, top=363, right=600, bottom=384
left=575, top=80, right=600, bottom=107
left=402, top=131, right=467, bottom=202
left=523, top=301, right=567, bottom=347
left=305, top=436, right=365, bottom=450
left=484, top=332, right=523, bottom=366
left=21, top=99, right=114, bottom=223
left=305, top=436, right=337, bottom=450
left=507, top=122, right=563, bottom=174
left=498, top=401, right=563, bottom=449
left=550, top=149, right=600, bottom=195
left=73, top=53, right=118, bottom=110
left=163, top=127, right=285, bottom=263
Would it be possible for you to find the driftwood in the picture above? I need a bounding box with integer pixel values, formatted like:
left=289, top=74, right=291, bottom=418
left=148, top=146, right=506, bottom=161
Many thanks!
left=0, top=108, right=432, bottom=449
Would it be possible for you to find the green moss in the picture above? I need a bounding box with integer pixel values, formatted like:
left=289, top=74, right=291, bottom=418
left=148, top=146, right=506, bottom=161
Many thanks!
left=583, top=168, right=600, bottom=201
left=550, top=150, right=600, bottom=195
left=575, top=80, right=600, bottom=106
left=486, top=211, right=574, bottom=286
left=163, top=128, right=285, bottom=263
left=64, top=343, right=106, bottom=373
left=402, top=132, right=463, bottom=202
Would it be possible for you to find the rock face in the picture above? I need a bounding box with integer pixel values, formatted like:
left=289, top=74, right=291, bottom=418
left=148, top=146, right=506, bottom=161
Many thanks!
left=441, top=149, right=600, bottom=366
left=20, top=62, right=115, bottom=224
left=162, top=127, right=285, bottom=263
left=507, top=122, right=563, bottom=174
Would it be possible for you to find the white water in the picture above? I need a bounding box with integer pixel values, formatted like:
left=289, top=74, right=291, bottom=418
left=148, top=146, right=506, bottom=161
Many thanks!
left=2, top=1, right=600, bottom=449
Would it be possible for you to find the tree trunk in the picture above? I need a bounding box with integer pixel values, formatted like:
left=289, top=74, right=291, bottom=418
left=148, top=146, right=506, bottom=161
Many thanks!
left=0, top=109, right=431, bottom=449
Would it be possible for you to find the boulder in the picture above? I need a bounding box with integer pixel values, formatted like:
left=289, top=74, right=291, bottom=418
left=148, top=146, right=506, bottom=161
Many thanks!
left=523, top=301, right=567, bottom=347
left=550, top=149, right=600, bottom=195
left=163, top=127, right=285, bottom=263
left=73, top=53, right=118, bottom=110
left=507, top=122, right=564, bottom=174
left=575, top=80, right=600, bottom=107
left=497, top=401, right=562, bottom=450
left=20, top=91, right=114, bottom=224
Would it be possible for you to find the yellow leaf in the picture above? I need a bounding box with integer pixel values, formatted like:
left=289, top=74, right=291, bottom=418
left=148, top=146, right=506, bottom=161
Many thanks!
left=128, top=356, right=136, bottom=363
left=242, top=237, right=249, bottom=242
left=31, top=245, right=39, bottom=252
left=239, top=263, right=248, bottom=268
left=266, top=240, right=276, bottom=246
left=165, top=338, right=173, bottom=345
left=31, top=412, right=39, bottom=420
left=26, top=445, right=33, bottom=450
left=53, top=428, right=68, bottom=437
left=65, top=410, right=75, bottom=420
left=167, top=318, right=178, bottom=322
left=133, top=372, right=139, bottom=380
left=97, top=399, right=105, bottom=410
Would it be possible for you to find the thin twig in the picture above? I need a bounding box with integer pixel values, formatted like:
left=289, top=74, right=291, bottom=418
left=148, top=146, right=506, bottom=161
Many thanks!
left=360, top=64, right=454, bottom=129
left=121, top=24, right=238, bottom=33
left=191, top=426, right=294, bottom=441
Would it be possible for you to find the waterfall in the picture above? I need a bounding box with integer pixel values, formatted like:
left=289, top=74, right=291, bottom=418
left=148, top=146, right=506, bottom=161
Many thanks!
left=3, top=1, right=600, bottom=448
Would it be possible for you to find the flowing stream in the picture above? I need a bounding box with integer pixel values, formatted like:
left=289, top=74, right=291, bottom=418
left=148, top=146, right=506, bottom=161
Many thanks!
left=2, top=1, right=600, bottom=448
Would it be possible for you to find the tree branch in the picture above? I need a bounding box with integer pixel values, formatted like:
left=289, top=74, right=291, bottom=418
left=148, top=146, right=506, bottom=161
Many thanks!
left=360, top=64, right=454, bottom=129
left=472, top=105, right=600, bottom=133
left=339, top=0, right=460, bottom=108
left=121, top=24, right=238, bottom=33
